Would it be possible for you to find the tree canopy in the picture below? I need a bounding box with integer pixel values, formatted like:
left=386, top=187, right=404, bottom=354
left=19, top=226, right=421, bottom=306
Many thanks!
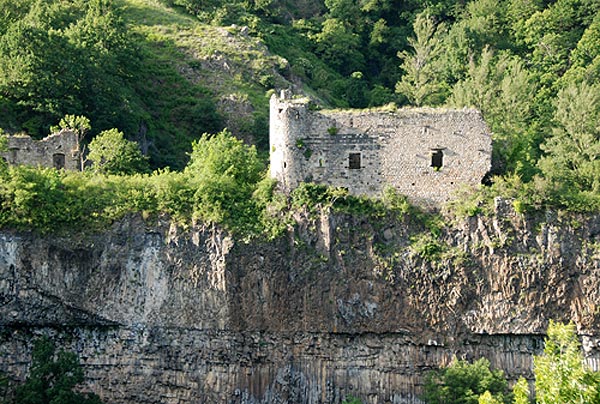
left=422, top=357, right=511, bottom=404
left=185, top=129, right=264, bottom=229
left=13, top=337, right=103, bottom=404
left=0, top=0, right=137, bottom=137
left=87, top=128, right=149, bottom=175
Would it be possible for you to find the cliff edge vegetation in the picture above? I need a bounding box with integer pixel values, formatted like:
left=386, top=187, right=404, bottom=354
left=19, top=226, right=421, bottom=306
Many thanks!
left=0, top=0, right=599, bottom=219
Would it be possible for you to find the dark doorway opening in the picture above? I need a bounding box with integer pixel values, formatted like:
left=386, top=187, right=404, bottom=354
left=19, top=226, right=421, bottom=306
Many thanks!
left=53, top=153, right=65, bottom=170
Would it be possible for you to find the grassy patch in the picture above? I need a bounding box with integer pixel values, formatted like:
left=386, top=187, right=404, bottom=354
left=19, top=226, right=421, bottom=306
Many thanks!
left=120, top=0, right=293, bottom=155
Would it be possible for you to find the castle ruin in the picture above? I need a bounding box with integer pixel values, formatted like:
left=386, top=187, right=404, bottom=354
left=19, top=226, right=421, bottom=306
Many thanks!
left=269, top=91, right=492, bottom=206
left=1, top=130, right=80, bottom=171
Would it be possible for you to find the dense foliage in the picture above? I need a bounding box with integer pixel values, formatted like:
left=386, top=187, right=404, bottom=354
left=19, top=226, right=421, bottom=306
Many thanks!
left=422, top=357, right=511, bottom=404
left=0, top=0, right=222, bottom=168
left=11, top=337, right=102, bottom=404
left=184, top=129, right=265, bottom=230
left=0, top=0, right=136, bottom=136
left=532, top=321, right=600, bottom=403
left=87, top=129, right=150, bottom=175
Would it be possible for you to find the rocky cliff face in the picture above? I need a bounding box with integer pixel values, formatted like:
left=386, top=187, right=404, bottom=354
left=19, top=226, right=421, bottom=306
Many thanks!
left=1, top=200, right=600, bottom=403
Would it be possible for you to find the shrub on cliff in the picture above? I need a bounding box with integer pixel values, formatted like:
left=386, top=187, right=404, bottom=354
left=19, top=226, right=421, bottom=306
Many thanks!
left=185, top=129, right=265, bottom=233
left=422, top=357, right=511, bottom=404
left=87, top=129, right=149, bottom=175
left=12, top=337, right=102, bottom=404
left=533, top=321, right=600, bottom=404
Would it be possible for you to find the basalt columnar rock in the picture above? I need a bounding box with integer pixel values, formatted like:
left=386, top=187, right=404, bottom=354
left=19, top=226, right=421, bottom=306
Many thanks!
left=1, top=202, right=600, bottom=403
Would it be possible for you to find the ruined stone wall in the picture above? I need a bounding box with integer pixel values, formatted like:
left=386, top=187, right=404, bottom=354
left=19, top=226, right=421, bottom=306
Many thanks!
left=270, top=93, right=492, bottom=206
left=1, top=130, right=80, bottom=170
left=1, top=206, right=600, bottom=403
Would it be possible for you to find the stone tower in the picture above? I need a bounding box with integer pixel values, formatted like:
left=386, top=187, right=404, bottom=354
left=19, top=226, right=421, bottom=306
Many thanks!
left=269, top=90, right=313, bottom=192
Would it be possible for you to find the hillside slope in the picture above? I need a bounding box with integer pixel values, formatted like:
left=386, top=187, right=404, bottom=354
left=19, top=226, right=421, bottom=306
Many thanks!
left=120, top=0, right=294, bottom=149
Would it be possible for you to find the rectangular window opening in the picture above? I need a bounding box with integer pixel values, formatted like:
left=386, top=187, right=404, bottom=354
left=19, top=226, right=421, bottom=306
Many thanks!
left=431, top=149, right=443, bottom=169
left=9, top=148, right=18, bottom=164
left=349, top=153, right=361, bottom=169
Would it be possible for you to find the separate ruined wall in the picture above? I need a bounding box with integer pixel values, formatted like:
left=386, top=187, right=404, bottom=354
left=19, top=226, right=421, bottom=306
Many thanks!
left=270, top=93, right=492, bottom=206
left=1, top=130, right=80, bottom=170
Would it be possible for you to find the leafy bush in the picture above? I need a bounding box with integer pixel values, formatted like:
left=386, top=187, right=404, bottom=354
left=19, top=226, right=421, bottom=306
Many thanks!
left=512, top=377, right=529, bottom=404
left=87, top=129, right=149, bottom=175
left=13, top=337, right=102, bottom=404
left=534, top=321, right=600, bottom=404
left=185, top=129, right=264, bottom=234
left=382, top=186, right=412, bottom=219
left=422, top=357, right=511, bottom=404
left=409, top=233, right=445, bottom=261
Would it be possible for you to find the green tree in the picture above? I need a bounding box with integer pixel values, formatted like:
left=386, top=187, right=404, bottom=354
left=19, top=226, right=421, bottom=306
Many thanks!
left=560, top=13, right=600, bottom=86
left=449, top=48, right=540, bottom=178
left=534, top=321, right=599, bottom=404
left=14, top=337, right=102, bottom=404
left=537, top=82, right=600, bottom=209
left=465, top=0, right=510, bottom=50
left=512, top=377, right=530, bottom=404
left=396, top=12, right=448, bottom=106
left=51, top=115, right=91, bottom=139
left=87, top=129, right=149, bottom=175
left=422, top=357, right=511, bottom=404
left=324, top=0, right=360, bottom=22
left=507, top=0, right=542, bottom=45
left=0, top=0, right=138, bottom=137
left=314, top=18, right=365, bottom=75
left=185, top=129, right=264, bottom=231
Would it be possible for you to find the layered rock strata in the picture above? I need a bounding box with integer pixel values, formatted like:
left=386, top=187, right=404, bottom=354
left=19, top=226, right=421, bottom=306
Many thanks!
left=1, top=201, right=600, bottom=403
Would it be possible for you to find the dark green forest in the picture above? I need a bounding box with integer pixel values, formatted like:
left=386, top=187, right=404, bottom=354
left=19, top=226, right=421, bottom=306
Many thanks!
left=0, top=0, right=598, bottom=235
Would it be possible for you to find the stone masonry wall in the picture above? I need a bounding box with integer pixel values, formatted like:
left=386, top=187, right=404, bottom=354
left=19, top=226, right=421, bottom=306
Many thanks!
left=270, top=93, right=492, bottom=206
left=1, top=130, right=80, bottom=170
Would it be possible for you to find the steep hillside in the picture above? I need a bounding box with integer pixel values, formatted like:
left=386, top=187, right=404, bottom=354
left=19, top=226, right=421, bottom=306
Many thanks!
left=119, top=0, right=294, bottom=151
left=0, top=0, right=303, bottom=168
